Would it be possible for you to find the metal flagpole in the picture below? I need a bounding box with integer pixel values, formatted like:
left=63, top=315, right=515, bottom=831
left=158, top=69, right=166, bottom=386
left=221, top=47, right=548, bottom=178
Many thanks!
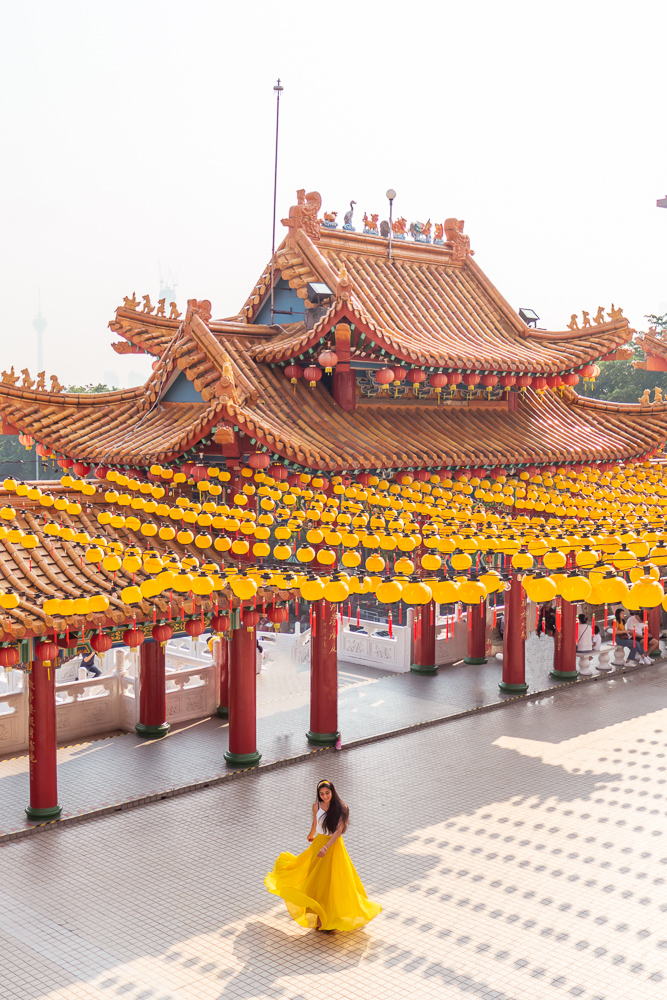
left=270, top=79, right=284, bottom=326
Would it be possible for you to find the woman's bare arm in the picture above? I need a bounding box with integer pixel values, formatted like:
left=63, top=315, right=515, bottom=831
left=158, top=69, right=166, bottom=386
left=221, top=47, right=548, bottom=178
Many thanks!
left=317, top=819, right=345, bottom=857
left=307, top=801, right=318, bottom=842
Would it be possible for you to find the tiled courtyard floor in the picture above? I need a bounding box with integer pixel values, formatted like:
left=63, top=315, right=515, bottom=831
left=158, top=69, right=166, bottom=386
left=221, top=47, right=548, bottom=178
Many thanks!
left=0, top=636, right=661, bottom=839
left=2, top=663, right=667, bottom=999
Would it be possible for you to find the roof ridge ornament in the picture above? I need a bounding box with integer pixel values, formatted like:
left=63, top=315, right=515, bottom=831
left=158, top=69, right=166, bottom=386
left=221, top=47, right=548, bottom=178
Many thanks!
left=281, top=189, right=322, bottom=248
left=444, top=218, right=473, bottom=263
left=337, top=264, right=352, bottom=301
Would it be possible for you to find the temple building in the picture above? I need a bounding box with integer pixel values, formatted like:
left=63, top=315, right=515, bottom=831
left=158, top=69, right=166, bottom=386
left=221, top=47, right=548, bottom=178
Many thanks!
left=1, top=189, right=666, bottom=476
left=1, top=189, right=667, bottom=821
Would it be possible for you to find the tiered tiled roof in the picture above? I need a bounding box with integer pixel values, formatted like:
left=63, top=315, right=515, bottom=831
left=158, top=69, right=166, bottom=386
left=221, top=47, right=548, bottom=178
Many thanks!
left=247, top=228, right=631, bottom=373
left=1, top=189, right=661, bottom=474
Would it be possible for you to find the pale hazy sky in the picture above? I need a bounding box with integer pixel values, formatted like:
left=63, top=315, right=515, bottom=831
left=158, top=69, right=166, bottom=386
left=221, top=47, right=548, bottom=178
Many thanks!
left=1, top=0, right=666, bottom=388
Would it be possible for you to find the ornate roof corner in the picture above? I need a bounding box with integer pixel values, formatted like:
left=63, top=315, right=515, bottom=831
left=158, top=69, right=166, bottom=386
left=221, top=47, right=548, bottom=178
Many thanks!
left=281, top=189, right=322, bottom=249
left=444, top=219, right=473, bottom=264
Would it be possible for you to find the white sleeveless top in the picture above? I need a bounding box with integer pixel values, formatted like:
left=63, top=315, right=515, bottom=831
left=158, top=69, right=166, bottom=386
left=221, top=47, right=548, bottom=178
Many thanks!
left=316, top=807, right=327, bottom=835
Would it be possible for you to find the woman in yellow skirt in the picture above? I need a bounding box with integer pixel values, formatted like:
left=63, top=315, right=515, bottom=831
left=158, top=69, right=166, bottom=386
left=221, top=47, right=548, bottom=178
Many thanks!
left=265, top=779, right=382, bottom=932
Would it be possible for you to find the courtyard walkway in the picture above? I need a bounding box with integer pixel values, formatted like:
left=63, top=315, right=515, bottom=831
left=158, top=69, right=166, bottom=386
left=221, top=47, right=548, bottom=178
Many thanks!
left=1, top=660, right=667, bottom=999
left=0, top=636, right=662, bottom=841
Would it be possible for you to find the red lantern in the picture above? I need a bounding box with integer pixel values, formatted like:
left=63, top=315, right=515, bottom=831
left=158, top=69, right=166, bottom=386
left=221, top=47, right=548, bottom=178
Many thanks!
left=248, top=453, right=270, bottom=469
left=19, top=434, right=34, bottom=449
left=0, top=646, right=19, bottom=667
left=243, top=610, right=261, bottom=628
left=413, top=469, right=430, bottom=482
left=56, top=635, right=78, bottom=649
left=181, top=462, right=195, bottom=476
left=562, top=373, right=579, bottom=386
left=448, top=373, right=463, bottom=387
left=191, top=465, right=209, bottom=482
left=499, top=375, right=516, bottom=388
left=152, top=623, right=173, bottom=643
left=184, top=619, right=205, bottom=638
left=303, top=366, right=322, bottom=388
left=266, top=606, right=288, bottom=624
left=429, top=373, right=448, bottom=390
left=35, top=640, right=58, bottom=662
left=72, top=462, right=91, bottom=476
left=515, top=375, right=533, bottom=390
left=532, top=376, right=547, bottom=391
left=57, top=457, right=73, bottom=469
left=35, top=443, right=50, bottom=458
left=122, top=628, right=145, bottom=648
left=407, top=369, right=427, bottom=384
left=391, top=366, right=408, bottom=383
left=463, top=373, right=481, bottom=387
left=95, top=466, right=110, bottom=480
left=546, top=375, right=561, bottom=389
left=210, top=614, right=231, bottom=632
left=580, top=364, right=596, bottom=379
left=356, top=473, right=372, bottom=486
left=285, top=364, right=303, bottom=384
left=480, top=374, right=498, bottom=389
left=91, top=633, right=113, bottom=654
left=269, top=464, right=289, bottom=481
left=375, top=368, right=394, bottom=386
left=318, top=350, right=338, bottom=373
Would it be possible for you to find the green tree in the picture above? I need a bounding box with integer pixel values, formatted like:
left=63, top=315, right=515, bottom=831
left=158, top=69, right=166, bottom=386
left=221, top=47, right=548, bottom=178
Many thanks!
left=0, top=436, right=61, bottom=480
left=577, top=313, right=667, bottom=403
left=66, top=383, right=117, bottom=393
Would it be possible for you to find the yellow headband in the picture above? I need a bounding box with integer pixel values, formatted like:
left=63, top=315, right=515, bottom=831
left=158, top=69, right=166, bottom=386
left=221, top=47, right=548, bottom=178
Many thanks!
left=317, top=780, right=331, bottom=788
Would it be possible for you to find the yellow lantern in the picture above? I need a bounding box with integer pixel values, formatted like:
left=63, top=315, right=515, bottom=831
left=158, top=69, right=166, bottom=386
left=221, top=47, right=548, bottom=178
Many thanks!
left=596, top=573, right=629, bottom=605
left=478, top=569, right=502, bottom=594
left=252, top=541, right=271, bottom=558
left=511, top=549, right=533, bottom=571
left=559, top=573, right=592, bottom=603
left=450, top=551, right=473, bottom=572
left=341, top=550, right=362, bottom=568
left=89, top=595, right=110, bottom=613
left=626, top=575, right=663, bottom=609
left=230, top=575, right=258, bottom=600
left=522, top=575, right=557, bottom=603
left=394, top=557, right=414, bottom=576
left=401, top=579, right=433, bottom=605
left=102, top=553, right=121, bottom=573
left=430, top=578, right=460, bottom=604
left=421, top=553, right=442, bottom=573
left=458, top=578, right=487, bottom=605
left=120, top=585, right=143, bottom=605
left=300, top=576, right=326, bottom=602
left=365, top=553, right=386, bottom=573
left=376, top=578, right=403, bottom=603
left=316, top=548, right=336, bottom=566
left=323, top=577, right=350, bottom=603
left=543, top=548, right=567, bottom=570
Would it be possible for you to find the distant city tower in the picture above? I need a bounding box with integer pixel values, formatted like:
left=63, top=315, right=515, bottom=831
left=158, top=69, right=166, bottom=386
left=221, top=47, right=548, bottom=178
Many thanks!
left=33, top=297, right=47, bottom=373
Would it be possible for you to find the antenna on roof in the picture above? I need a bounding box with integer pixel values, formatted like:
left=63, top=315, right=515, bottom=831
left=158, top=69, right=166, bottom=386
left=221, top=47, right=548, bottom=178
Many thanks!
left=270, top=78, right=284, bottom=325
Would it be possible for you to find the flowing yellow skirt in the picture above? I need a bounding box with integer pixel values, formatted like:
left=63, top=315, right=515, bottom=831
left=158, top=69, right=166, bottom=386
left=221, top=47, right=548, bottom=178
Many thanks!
left=265, top=834, right=382, bottom=932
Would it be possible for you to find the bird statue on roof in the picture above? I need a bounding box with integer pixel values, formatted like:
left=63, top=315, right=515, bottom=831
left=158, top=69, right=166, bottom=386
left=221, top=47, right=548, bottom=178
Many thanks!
left=343, top=201, right=356, bottom=231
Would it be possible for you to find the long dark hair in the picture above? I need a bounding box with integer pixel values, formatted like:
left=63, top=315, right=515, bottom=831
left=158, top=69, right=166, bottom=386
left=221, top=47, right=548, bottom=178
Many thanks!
left=317, top=780, right=349, bottom=835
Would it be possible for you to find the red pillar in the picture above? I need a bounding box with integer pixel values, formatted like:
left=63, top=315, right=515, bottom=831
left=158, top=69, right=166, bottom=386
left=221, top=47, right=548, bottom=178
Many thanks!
left=333, top=370, right=356, bottom=412
left=136, top=640, right=170, bottom=738
left=215, top=637, right=229, bottom=718
left=307, top=599, right=339, bottom=745
left=499, top=574, right=528, bottom=691
left=26, top=660, right=62, bottom=820
left=465, top=599, right=487, bottom=664
left=225, top=624, right=261, bottom=766
left=551, top=597, right=578, bottom=680
left=649, top=605, right=661, bottom=651
left=411, top=600, right=437, bottom=675
left=333, top=322, right=356, bottom=412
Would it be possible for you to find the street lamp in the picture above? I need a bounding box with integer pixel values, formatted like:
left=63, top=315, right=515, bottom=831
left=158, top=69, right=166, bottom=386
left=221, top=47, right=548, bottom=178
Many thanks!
left=386, top=188, right=396, bottom=262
